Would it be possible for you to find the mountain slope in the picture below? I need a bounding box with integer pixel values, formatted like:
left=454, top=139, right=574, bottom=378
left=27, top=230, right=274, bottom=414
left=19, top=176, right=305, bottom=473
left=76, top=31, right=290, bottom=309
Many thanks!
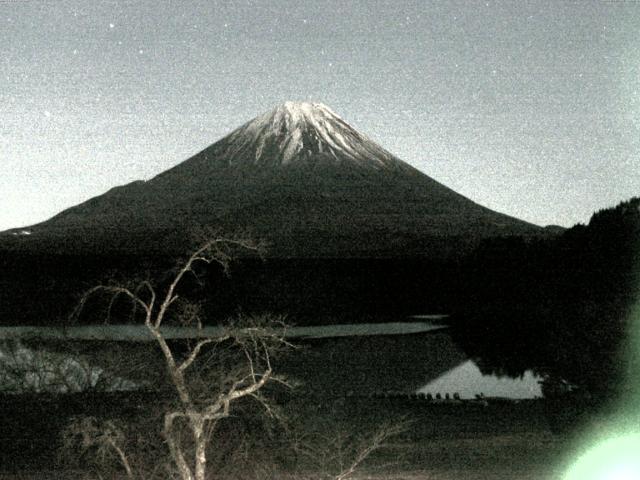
left=2, top=101, right=540, bottom=257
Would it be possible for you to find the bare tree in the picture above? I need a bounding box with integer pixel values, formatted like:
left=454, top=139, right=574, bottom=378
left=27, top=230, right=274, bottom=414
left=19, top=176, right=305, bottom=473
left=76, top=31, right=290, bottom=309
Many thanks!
left=71, top=236, right=292, bottom=480
left=292, top=419, right=409, bottom=480
left=62, top=416, right=136, bottom=479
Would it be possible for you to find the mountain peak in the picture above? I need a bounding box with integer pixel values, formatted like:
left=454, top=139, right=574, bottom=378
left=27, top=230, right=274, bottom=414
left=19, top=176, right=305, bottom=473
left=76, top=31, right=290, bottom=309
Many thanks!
left=257, top=100, right=344, bottom=142
left=216, top=101, right=404, bottom=169
left=2, top=101, right=541, bottom=256
left=273, top=100, right=335, bottom=121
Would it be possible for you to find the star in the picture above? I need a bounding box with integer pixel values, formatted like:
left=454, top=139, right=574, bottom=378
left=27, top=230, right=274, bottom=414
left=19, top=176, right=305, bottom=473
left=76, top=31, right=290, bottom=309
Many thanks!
left=109, top=23, right=115, bottom=29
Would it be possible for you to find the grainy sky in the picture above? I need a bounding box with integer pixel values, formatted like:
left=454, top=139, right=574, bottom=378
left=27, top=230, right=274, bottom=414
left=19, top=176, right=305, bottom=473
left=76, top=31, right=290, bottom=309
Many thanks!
left=1, top=0, right=639, bottom=230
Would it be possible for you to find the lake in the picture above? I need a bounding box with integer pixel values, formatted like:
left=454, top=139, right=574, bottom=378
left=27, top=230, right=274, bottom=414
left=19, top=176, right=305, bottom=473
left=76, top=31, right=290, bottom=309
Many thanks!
left=0, top=320, right=543, bottom=398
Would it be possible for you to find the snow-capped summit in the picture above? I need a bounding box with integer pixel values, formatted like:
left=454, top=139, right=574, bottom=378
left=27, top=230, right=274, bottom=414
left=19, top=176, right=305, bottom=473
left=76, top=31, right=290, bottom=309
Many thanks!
left=265, top=101, right=338, bottom=129
left=215, top=101, right=405, bottom=169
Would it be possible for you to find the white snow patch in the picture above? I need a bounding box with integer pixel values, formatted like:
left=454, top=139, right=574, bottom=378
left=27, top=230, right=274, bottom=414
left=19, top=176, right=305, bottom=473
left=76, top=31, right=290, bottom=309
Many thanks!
left=222, top=101, right=401, bottom=169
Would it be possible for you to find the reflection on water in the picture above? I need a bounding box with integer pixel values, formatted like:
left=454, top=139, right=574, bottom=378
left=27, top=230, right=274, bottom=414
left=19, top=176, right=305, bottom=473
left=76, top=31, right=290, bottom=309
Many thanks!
left=1, top=322, right=544, bottom=398
left=419, top=360, right=542, bottom=399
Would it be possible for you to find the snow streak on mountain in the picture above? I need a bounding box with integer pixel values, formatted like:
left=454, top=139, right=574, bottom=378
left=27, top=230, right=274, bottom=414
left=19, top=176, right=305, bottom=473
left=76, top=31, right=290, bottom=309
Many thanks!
left=219, top=101, right=405, bottom=169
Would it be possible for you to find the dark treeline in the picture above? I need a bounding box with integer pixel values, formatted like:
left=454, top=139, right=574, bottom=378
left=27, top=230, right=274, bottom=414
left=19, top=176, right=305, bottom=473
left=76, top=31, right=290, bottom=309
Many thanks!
left=0, top=250, right=463, bottom=326
left=450, top=197, right=640, bottom=398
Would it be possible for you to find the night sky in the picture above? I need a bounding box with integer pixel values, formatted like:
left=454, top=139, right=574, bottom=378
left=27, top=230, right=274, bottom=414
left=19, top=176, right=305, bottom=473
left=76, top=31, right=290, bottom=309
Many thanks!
left=2, top=0, right=639, bottom=230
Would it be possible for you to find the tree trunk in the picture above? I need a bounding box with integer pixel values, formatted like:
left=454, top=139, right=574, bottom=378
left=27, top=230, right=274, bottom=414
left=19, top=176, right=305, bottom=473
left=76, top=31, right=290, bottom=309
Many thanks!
left=165, top=413, right=195, bottom=480
left=194, top=422, right=207, bottom=480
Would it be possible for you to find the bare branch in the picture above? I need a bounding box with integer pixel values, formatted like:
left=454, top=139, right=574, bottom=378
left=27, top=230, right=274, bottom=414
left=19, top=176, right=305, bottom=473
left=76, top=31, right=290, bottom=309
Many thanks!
left=177, top=336, right=229, bottom=374
left=71, top=285, right=152, bottom=325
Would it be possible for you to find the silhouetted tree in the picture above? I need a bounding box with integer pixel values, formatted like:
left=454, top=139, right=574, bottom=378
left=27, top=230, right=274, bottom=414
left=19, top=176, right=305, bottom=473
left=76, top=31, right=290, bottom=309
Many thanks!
left=452, top=197, right=640, bottom=400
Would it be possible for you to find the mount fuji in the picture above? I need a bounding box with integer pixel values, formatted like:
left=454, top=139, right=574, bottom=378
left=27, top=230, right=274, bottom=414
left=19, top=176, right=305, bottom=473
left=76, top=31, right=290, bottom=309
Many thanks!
left=3, top=101, right=540, bottom=257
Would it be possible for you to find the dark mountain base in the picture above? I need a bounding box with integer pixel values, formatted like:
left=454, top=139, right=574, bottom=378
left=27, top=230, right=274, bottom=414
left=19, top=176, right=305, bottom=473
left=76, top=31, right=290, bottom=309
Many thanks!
left=0, top=250, right=465, bottom=327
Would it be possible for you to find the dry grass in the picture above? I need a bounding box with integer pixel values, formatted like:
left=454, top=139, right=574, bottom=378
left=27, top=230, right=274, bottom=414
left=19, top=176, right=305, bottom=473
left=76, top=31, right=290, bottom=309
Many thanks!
left=0, top=432, right=565, bottom=480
